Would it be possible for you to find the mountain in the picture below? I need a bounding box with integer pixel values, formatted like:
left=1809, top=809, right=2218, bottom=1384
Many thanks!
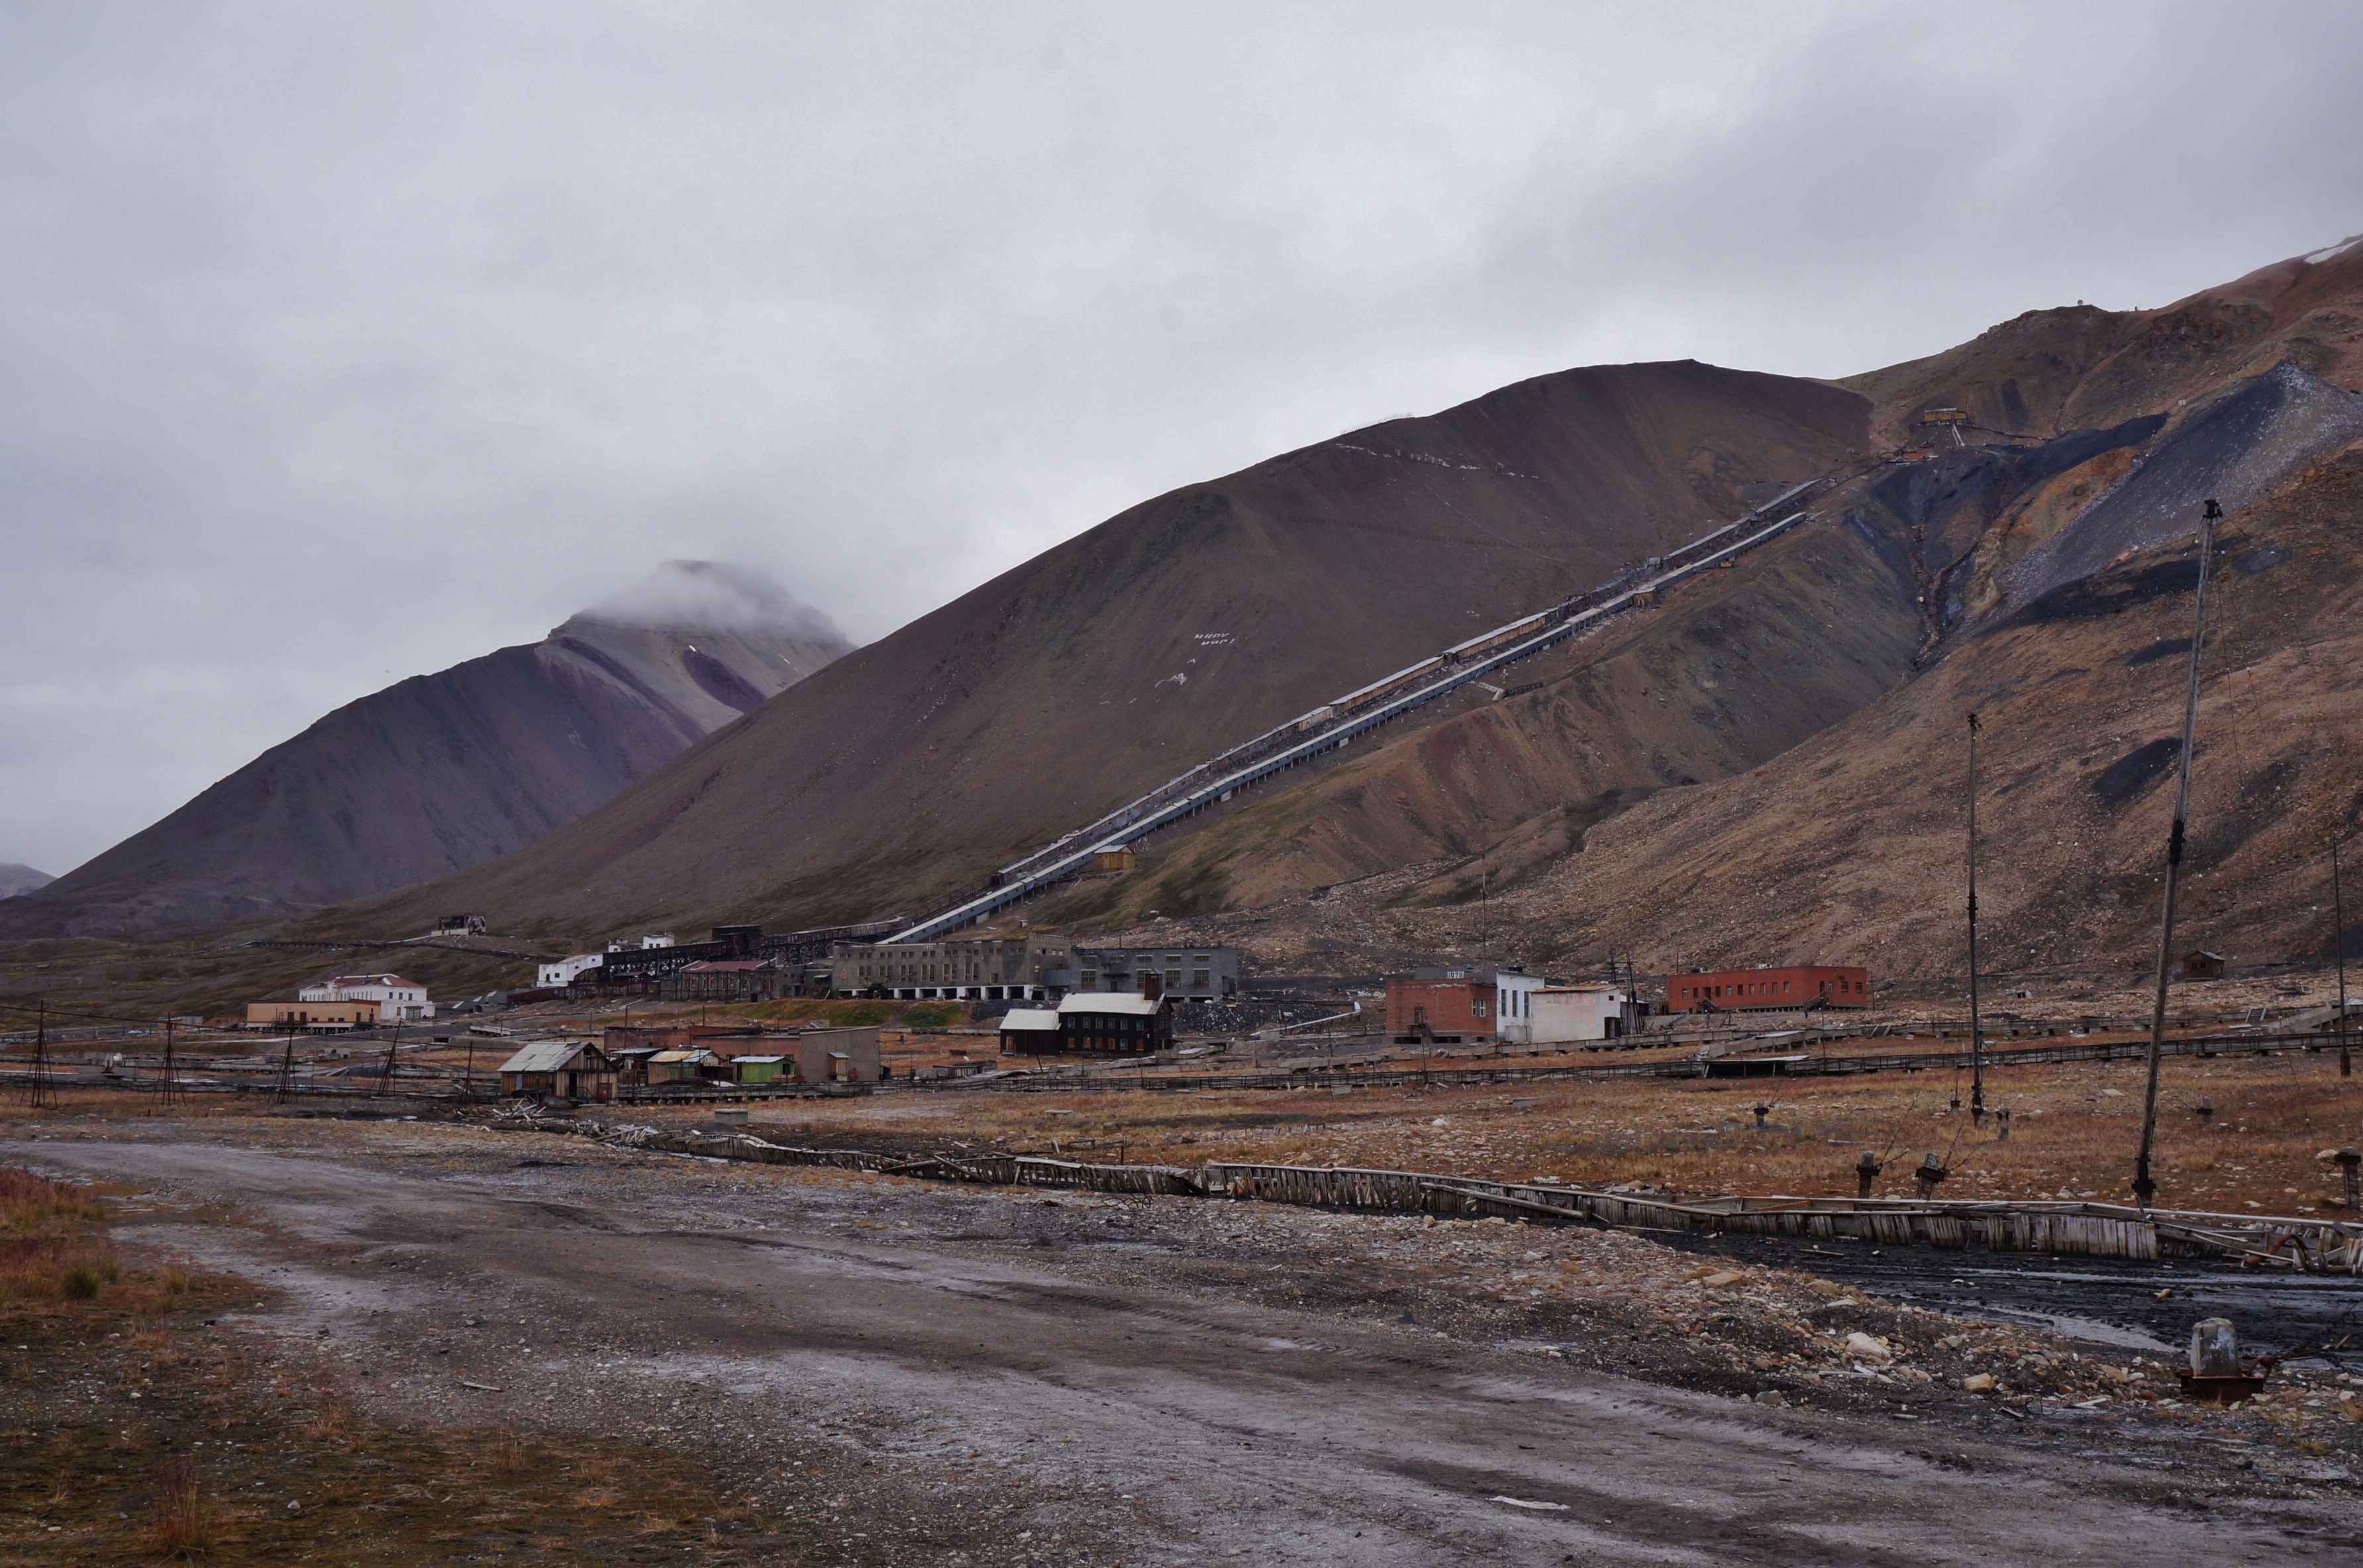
left=7, top=562, right=850, bottom=937
left=0, top=865, right=51, bottom=899
left=332, top=362, right=1872, bottom=938
left=338, top=234, right=2363, bottom=982
left=1024, top=238, right=2363, bottom=979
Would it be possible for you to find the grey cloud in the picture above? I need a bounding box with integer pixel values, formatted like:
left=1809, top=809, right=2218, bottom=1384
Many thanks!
left=3, top=1, right=2360, bottom=875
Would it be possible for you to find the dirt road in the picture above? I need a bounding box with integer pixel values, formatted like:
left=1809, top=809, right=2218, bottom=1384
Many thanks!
left=13, top=1128, right=2353, bottom=1565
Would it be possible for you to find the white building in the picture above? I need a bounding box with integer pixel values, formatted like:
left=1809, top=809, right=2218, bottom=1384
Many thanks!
left=536, top=953, right=606, bottom=989
left=1528, top=985, right=1633, bottom=1044
left=607, top=932, right=675, bottom=951
left=1489, top=969, right=1550, bottom=1044
left=297, top=973, right=434, bottom=1020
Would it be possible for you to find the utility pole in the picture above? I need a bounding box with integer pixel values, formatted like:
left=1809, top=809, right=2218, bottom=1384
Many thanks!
left=28, top=1000, right=54, bottom=1110
left=374, top=1018, right=401, bottom=1098
left=2335, top=833, right=2352, bottom=1079
left=159, top=1016, right=179, bottom=1111
left=274, top=1026, right=299, bottom=1104
left=1967, top=710, right=1986, bottom=1125
left=2135, top=499, right=2221, bottom=1209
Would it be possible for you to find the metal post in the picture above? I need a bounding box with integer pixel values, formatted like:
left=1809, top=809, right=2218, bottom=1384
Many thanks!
left=1967, top=711, right=1986, bottom=1125
left=2134, top=499, right=2221, bottom=1208
left=2335, top=834, right=2352, bottom=1079
left=274, top=1027, right=298, bottom=1104
left=160, top=1016, right=177, bottom=1110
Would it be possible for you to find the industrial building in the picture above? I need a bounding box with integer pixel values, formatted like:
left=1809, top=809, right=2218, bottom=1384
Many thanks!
left=298, top=973, right=433, bottom=1020
left=1071, top=946, right=1240, bottom=1000
left=658, top=958, right=785, bottom=1003
left=1046, top=991, right=1173, bottom=1054
left=1527, top=985, right=1640, bottom=1043
left=1384, top=965, right=1546, bottom=1044
left=244, top=999, right=379, bottom=1030
left=831, top=934, right=1073, bottom=1001
left=1666, top=965, right=1870, bottom=1012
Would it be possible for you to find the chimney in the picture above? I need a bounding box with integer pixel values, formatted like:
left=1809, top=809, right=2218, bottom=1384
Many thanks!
left=1140, top=973, right=1162, bottom=1002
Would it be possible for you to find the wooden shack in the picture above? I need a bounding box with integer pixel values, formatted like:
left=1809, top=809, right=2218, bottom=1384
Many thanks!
left=2182, top=950, right=2228, bottom=980
left=997, top=1008, right=1064, bottom=1055
left=495, top=1040, right=616, bottom=1102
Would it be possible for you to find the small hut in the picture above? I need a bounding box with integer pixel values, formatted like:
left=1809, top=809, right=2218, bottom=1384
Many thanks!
left=2182, top=950, right=2229, bottom=981
left=997, top=1008, right=1064, bottom=1055
left=495, top=1040, right=616, bottom=1102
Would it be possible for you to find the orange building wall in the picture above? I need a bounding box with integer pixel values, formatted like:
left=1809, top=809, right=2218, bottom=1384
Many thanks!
left=1666, top=965, right=1870, bottom=1012
left=1384, top=977, right=1499, bottom=1037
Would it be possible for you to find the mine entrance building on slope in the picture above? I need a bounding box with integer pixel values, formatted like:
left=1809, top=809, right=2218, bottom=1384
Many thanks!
left=1668, top=965, right=1870, bottom=1012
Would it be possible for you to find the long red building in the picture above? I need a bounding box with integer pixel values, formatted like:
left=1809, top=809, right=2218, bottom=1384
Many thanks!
left=1667, top=965, right=1870, bottom=1012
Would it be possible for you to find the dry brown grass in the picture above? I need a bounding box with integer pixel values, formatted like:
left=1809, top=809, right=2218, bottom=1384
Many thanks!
left=760, top=1046, right=2363, bottom=1214
left=142, top=1453, right=216, bottom=1559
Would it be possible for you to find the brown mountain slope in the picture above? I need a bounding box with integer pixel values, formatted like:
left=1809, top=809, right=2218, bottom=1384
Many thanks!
left=1031, top=509, right=1927, bottom=931
left=1475, top=444, right=2363, bottom=979
left=329, top=362, right=1870, bottom=940
left=993, top=242, right=2363, bottom=973
left=1842, top=233, right=2363, bottom=443
left=7, top=563, right=849, bottom=937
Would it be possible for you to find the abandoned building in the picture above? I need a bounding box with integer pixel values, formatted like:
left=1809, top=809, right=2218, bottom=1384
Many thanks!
left=1527, top=984, right=1640, bottom=1043
left=1071, top=946, right=1240, bottom=999
left=297, top=973, right=433, bottom=1020
left=1383, top=965, right=1546, bottom=1044
left=244, top=999, right=380, bottom=1031
left=495, top=1039, right=617, bottom=1102
left=1667, top=965, right=1870, bottom=1012
left=1048, top=991, right=1174, bottom=1054
left=830, top=934, right=1073, bottom=1001
left=997, top=1007, right=1064, bottom=1054
left=658, top=958, right=785, bottom=1003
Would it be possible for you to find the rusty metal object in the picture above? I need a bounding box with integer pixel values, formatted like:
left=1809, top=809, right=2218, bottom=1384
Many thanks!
left=2178, top=1317, right=2274, bottom=1405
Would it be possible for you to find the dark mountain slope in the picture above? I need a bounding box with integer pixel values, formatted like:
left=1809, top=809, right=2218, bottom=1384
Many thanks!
left=7, top=563, right=848, bottom=936
left=333, top=362, right=1872, bottom=938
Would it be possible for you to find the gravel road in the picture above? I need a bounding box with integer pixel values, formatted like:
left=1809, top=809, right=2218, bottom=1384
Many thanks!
left=10, top=1124, right=2356, bottom=1566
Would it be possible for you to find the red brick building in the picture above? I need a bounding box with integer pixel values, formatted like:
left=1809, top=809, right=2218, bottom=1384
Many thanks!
left=1666, top=965, right=1870, bottom=1012
left=1385, top=973, right=1497, bottom=1042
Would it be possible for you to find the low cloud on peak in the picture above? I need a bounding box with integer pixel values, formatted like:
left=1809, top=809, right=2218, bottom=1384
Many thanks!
left=576, top=560, right=848, bottom=644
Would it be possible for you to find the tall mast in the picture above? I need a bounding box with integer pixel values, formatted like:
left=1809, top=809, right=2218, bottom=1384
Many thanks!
left=2335, top=833, right=2352, bottom=1079
left=1968, top=710, right=1985, bottom=1124
left=2134, top=499, right=2221, bottom=1208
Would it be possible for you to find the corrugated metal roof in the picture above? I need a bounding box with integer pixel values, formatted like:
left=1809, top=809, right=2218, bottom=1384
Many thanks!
left=1056, top=993, right=1164, bottom=1017
left=497, top=1040, right=597, bottom=1074
left=734, top=1055, right=788, bottom=1064
left=999, top=1008, right=1062, bottom=1030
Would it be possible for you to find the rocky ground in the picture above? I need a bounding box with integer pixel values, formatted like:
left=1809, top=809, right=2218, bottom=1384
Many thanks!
left=3, top=1108, right=2361, bottom=1563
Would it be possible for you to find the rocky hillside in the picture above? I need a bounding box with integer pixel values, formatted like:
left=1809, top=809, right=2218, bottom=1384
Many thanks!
left=1032, top=238, right=2363, bottom=979
left=5, top=562, right=849, bottom=936
left=332, top=362, right=1872, bottom=939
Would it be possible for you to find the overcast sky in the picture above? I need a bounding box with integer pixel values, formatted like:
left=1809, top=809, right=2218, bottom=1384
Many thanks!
left=3, top=1, right=2360, bottom=877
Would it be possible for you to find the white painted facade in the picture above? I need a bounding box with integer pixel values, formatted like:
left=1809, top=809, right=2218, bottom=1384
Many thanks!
left=298, top=973, right=434, bottom=1020
left=536, top=953, right=606, bottom=989
left=1528, top=985, right=1631, bottom=1044
left=1489, top=970, right=1549, bottom=1044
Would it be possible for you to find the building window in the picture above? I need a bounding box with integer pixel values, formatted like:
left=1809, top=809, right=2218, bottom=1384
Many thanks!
left=1192, top=969, right=1209, bottom=988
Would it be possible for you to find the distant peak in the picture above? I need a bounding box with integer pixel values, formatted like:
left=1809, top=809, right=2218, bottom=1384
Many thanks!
left=570, top=560, right=845, bottom=643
